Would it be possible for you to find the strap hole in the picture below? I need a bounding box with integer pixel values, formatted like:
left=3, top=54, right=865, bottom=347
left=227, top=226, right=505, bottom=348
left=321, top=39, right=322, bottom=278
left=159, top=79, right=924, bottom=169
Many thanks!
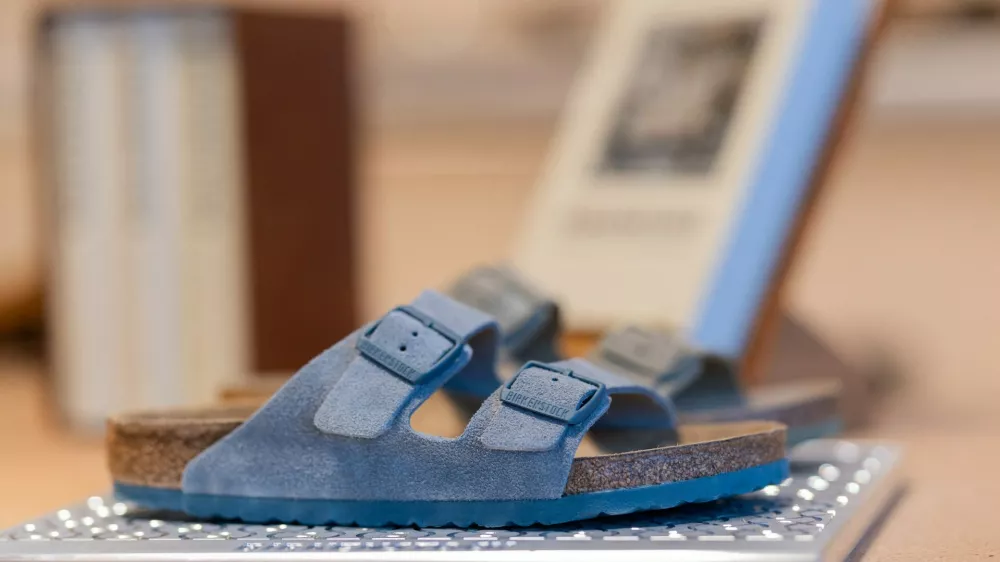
left=552, top=377, right=559, bottom=382
left=411, top=331, right=418, bottom=337
left=399, top=345, right=407, bottom=352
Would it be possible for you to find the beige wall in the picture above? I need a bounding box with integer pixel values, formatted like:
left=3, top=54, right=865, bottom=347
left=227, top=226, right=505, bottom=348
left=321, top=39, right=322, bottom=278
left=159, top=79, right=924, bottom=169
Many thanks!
left=789, top=117, right=1000, bottom=422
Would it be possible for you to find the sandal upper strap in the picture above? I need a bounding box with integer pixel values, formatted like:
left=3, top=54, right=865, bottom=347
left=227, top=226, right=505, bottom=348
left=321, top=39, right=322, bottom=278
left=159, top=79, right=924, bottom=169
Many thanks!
left=448, top=265, right=561, bottom=364
left=314, top=290, right=499, bottom=439
left=479, top=361, right=609, bottom=452
left=590, top=326, right=745, bottom=409
left=499, top=362, right=606, bottom=425
left=478, top=358, right=677, bottom=453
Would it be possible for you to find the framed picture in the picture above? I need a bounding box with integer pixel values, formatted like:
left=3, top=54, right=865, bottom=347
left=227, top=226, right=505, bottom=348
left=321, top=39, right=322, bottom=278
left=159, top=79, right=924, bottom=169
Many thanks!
left=515, top=0, right=874, bottom=357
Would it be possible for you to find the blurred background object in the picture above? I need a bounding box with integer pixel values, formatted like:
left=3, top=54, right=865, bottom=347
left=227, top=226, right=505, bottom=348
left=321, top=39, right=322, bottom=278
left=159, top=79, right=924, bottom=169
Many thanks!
left=0, top=0, right=999, bottom=555
left=0, top=0, right=42, bottom=341
left=0, top=0, right=995, bottom=424
left=514, top=0, right=871, bottom=362
left=33, top=5, right=356, bottom=430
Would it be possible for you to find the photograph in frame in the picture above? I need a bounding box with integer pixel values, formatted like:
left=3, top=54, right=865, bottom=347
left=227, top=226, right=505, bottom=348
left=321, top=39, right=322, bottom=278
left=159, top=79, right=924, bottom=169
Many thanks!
left=515, top=0, right=874, bottom=358
left=600, top=18, right=763, bottom=177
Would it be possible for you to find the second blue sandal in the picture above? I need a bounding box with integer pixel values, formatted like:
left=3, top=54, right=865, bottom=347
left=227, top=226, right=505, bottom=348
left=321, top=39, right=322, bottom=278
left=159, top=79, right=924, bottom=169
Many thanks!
left=109, top=291, right=788, bottom=527
left=449, top=265, right=842, bottom=445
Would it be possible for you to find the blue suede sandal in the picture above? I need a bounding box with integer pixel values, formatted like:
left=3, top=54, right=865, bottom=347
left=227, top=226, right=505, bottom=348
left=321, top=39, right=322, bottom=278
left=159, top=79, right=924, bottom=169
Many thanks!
left=449, top=266, right=841, bottom=445
left=588, top=326, right=842, bottom=445
left=109, top=290, right=787, bottom=527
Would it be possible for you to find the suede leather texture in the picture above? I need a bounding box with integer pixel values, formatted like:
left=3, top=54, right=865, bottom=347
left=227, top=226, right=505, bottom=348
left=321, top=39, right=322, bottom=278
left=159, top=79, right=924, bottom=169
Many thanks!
left=447, top=271, right=744, bottom=413
left=182, top=291, right=678, bottom=502
left=447, top=265, right=561, bottom=369
left=591, top=326, right=747, bottom=412
left=314, top=308, right=473, bottom=439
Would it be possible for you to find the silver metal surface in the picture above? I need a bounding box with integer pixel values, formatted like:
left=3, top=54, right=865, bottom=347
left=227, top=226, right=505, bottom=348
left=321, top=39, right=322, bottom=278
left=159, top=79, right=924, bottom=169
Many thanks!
left=0, top=439, right=902, bottom=561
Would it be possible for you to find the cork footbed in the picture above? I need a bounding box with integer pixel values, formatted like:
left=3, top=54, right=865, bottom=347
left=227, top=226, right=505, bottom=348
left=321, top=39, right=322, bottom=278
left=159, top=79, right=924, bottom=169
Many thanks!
left=107, top=394, right=785, bottom=497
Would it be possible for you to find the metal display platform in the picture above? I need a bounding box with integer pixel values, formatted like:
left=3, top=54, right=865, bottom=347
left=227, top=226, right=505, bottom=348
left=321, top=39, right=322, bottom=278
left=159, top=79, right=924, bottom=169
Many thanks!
left=0, top=439, right=902, bottom=561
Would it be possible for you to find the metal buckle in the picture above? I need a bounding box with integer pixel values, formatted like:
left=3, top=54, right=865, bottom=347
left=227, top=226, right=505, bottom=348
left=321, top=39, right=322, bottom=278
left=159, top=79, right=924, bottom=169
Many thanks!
left=500, top=361, right=607, bottom=425
left=356, top=305, right=464, bottom=384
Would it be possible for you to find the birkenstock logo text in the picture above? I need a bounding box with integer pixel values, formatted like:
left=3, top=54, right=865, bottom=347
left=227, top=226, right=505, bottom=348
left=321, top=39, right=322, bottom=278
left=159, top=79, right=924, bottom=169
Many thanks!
left=356, top=339, right=420, bottom=382
left=503, top=391, right=571, bottom=420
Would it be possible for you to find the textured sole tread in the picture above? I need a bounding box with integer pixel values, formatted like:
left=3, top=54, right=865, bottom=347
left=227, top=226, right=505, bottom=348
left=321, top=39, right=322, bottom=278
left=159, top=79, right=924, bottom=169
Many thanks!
left=116, top=459, right=788, bottom=528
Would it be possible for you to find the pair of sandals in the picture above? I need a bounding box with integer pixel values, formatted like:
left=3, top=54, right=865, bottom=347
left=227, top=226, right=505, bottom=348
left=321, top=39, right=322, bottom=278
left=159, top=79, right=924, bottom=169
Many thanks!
left=108, top=267, right=840, bottom=528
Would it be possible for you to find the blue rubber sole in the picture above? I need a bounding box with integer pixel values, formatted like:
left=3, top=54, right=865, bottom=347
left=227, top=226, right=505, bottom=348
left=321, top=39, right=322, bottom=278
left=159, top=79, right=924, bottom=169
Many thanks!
left=114, top=459, right=788, bottom=528
left=786, top=418, right=842, bottom=447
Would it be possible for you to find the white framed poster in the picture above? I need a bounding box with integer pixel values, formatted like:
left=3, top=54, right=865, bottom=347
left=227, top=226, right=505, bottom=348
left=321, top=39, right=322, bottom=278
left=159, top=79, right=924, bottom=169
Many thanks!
left=516, top=0, right=873, bottom=357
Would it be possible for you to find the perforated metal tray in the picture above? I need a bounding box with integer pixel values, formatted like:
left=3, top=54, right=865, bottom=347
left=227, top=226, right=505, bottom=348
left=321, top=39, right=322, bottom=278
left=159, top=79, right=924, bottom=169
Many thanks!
left=0, top=439, right=902, bottom=561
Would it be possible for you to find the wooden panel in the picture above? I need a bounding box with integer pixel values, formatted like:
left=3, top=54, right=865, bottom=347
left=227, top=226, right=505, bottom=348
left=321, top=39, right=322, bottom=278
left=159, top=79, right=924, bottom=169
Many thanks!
left=235, top=10, right=358, bottom=371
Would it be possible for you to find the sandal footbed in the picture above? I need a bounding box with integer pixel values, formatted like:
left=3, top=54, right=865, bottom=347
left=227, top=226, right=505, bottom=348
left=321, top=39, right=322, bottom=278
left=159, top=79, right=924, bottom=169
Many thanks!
left=107, top=396, right=785, bottom=496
